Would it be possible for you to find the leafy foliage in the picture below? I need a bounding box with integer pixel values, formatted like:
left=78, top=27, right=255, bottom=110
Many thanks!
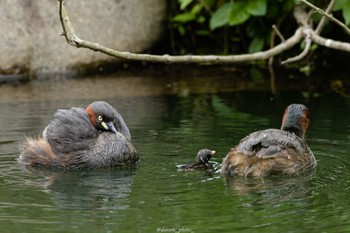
left=170, top=0, right=296, bottom=55
left=334, top=0, right=350, bottom=25
left=170, top=0, right=350, bottom=57
left=210, top=0, right=266, bottom=30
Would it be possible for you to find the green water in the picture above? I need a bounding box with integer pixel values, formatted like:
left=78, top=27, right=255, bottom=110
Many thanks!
left=1, top=73, right=350, bottom=233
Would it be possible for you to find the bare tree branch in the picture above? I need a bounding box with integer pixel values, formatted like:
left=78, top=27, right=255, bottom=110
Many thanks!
left=57, top=0, right=350, bottom=66
left=58, top=0, right=304, bottom=64
left=282, top=30, right=312, bottom=64
left=280, top=6, right=313, bottom=64
left=311, top=32, right=350, bottom=52
left=315, top=0, right=337, bottom=34
left=294, top=5, right=311, bottom=27
left=300, top=0, right=350, bottom=36
left=272, top=25, right=285, bottom=42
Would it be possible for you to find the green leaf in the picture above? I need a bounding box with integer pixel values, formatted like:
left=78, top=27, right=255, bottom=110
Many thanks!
left=195, top=30, right=211, bottom=36
left=246, top=20, right=263, bottom=38
left=250, top=68, right=264, bottom=84
left=246, top=0, right=267, bottom=16
left=177, top=25, right=186, bottom=36
left=343, top=1, right=350, bottom=25
left=248, top=37, right=264, bottom=53
left=282, top=0, right=296, bottom=12
left=179, top=0, right=193, bottom=10
left=333, top=0, right=350, bottom=25
left=266, top=4, right=279, bottom=19
left=191, top=4, right=203, bottom=15
left=197, top=15, right=206, bottom=24
left=310, top=44, right=318, bottom=51
left=333, top=0, right=348, bottom=11
left=210, top=2, right=233, bottom=30
left=172, top=13, right=196, bottom=23
left=202, top=0, right=215, bottom=8
left=229, top=2, right=250, bottom=26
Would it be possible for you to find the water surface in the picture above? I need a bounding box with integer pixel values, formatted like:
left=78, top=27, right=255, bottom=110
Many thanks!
left=1, top=71, right=350, bottom=233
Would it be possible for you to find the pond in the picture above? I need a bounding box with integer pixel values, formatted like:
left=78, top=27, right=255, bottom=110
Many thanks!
left=1, top=68, right=350, bottom=233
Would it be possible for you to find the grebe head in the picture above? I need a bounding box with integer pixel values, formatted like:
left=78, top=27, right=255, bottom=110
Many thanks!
left=281, top=104, right=309, bottom=139
left=196, top=149, right=216, bottom=164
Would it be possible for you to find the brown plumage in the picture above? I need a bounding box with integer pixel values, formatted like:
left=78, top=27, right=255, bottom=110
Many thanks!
left=18, top=101, right=139, bottom=169
left=221, top=104, right=316, bottom=177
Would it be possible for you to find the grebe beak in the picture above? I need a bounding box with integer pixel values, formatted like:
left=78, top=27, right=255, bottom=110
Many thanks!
left=102, top=121, right=118, bottom=134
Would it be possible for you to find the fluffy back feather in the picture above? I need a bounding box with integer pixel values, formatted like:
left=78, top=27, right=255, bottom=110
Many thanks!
left=44, top=107, right=97, bottom=155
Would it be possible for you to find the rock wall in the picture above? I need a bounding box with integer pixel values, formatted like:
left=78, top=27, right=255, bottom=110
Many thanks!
left=0, top=0, right=167, bottom=77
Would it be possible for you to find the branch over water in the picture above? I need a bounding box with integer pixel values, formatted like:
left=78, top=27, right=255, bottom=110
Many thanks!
left=57, top=0, right=350, bottom=65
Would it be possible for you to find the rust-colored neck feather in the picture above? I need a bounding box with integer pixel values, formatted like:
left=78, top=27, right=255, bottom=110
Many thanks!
left=281, top=104, right=309, bottom=139
left=85, top=105, right=97, bottom=127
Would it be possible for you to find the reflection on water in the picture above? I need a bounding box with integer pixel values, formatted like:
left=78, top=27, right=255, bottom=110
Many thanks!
left=24, top=166, right=138, bottom=210
left=1, top=72, right=350, bottom=232
left=224, top=173, right=314, bottom=199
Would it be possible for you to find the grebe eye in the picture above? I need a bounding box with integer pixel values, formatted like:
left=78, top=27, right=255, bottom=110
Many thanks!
left=98, top=116, right=103, bottom=121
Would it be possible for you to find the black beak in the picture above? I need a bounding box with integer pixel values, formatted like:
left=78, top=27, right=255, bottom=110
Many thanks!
left=106, top=122, right=118, bottom=134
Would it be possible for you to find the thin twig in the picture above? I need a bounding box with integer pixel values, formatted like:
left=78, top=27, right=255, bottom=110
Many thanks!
left=281, top=30, right=313, bottom=64
left=294, top=5, right=310, bottom=27
left=58, top=0, right=78, bottom=46
left=315, top=0, right=337, bottom=34
left=300, top=0, right=350, bottom=36
left=272, top=25, right=285, bottom=42
left=268, top=28, right=276, bottom=94
left=282, top=6, right=315, bottom=64
left=307, top=0, right=336, bottom=60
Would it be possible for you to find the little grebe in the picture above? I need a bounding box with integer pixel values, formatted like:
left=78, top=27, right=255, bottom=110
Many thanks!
left=178, top=149, right=216, bottom=171
left=18, top=101, right=139, bottom=169
left=221, top=104, right=316, bottom=177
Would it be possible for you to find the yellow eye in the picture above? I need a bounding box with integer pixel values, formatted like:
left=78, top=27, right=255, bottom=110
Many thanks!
left=98, top=116, right=103, bottom=121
